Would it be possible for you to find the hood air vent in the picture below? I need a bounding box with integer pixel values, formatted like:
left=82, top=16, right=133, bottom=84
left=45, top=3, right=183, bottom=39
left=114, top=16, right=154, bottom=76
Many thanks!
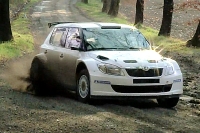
left=97, top=55, right=109, bottom=61
left=148, top=60, right=158, bottom=63
left=124, top=60, right=137, bottom=63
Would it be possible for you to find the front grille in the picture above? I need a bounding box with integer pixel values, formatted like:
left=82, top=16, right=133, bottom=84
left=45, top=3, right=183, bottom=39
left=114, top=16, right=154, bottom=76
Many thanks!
left=111, top=84, right=172, bottom=93
left=133, top=79, right=159, bottom=83
left=126, top=68, right=163, bottom=77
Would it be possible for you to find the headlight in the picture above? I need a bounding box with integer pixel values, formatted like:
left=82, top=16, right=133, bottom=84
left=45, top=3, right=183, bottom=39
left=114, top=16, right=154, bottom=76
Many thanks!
left=165, top=66, right=174, bottom=76
left=98, top=64, right=124, bottom=76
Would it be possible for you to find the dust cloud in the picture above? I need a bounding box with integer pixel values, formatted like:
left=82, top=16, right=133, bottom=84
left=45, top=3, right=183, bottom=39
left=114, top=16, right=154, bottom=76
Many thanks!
left=0, top=25, right=44, bottom=93
left=0, top=54, right=35, bottom=92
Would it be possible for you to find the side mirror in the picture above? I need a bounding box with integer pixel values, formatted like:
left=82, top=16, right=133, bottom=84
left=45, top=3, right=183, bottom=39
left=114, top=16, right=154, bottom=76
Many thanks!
left=71, top=47, right=85, bottom=51
left=72, top=35, right=81, bottom=41
left=71, top=47, right=79, bottom=50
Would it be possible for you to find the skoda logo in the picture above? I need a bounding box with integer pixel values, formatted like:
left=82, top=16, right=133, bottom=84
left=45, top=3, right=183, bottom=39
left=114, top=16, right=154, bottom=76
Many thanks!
left=142, top=66, right=149, bottom=71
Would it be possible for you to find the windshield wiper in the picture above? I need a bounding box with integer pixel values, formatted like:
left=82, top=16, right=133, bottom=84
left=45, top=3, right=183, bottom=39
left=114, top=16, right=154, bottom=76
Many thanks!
left=87, top=48, right=120, bottom=51
left=128, top=47, right=141, bottom=50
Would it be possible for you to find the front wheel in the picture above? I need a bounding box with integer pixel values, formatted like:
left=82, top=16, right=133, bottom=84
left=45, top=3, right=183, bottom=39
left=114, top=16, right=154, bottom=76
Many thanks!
left=77, top=69, right=90, bottom=103
left=157, top=97, right=179, bottom=108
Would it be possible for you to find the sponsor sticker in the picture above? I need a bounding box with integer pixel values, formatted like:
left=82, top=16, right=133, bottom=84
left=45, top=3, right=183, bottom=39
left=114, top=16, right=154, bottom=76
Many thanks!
left=94, top=80, right=111, bottom=84
left=173, top=79, right=181, bottom=83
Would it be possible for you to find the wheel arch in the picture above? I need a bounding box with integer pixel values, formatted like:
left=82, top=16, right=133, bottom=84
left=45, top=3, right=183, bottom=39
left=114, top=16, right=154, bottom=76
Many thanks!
left=30, top=53, right=48, bottom=79
left=33, top=53, right=48, bottom=63
left=30, top=53, right=48, bottom=76
left=76, top=62, right=88, bottom=80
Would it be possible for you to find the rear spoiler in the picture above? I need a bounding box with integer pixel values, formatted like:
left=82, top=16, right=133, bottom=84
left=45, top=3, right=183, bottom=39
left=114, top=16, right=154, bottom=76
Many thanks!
left=48, top=22, right=75, bottom=28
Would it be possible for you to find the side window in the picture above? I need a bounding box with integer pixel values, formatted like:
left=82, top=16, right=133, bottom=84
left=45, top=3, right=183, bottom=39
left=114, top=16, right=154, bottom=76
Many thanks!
left=60, top=28, right=68, bottom=47
left=50, top=28, right=67, bottom=47
left=65, top=28, right=81, bottom=49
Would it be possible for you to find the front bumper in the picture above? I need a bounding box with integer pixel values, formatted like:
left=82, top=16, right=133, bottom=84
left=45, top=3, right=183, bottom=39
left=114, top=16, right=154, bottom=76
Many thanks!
left=89, top=70, right=183, bottom=97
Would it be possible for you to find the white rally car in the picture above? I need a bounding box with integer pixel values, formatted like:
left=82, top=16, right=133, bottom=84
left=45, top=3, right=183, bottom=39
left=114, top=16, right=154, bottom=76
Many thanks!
left=30, top=22, right=183, bottom=108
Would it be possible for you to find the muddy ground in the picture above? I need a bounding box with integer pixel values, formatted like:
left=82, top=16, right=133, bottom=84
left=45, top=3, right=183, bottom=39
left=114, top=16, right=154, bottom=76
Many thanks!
left=0, top=0, right=200, bottom=132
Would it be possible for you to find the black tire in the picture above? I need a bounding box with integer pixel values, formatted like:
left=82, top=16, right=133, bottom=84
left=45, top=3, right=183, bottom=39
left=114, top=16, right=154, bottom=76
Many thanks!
left=77, top=69, right=90, bottom=103
left=30, top=57, right=46, bottom=96
left=157, top=97, right=179, bottom=108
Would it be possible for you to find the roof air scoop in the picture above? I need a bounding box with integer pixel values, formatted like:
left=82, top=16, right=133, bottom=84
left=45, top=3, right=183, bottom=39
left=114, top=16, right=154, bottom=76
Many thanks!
left=101, top=26, right=121, bottom=29
left=97, top=55, right=109, bottom=61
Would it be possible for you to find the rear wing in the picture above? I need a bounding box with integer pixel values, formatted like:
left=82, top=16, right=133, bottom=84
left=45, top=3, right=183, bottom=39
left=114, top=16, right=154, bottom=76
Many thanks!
left=48, top=22, right=75, bottom=28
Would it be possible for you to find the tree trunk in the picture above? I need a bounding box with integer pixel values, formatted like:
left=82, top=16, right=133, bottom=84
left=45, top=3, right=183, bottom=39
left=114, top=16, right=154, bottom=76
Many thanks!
left=158, top=0, right=173, bottom=36
left=0, top=0, right=13, bottom=42
left=81, top=0, right=88, bottom=4
left=186, top=21, right=200, bottom=47
left=108, top=0, right=120, bottom=17
left=102, top=0, right=111, bottom=13
left=134, top=0, right=144, bottom=25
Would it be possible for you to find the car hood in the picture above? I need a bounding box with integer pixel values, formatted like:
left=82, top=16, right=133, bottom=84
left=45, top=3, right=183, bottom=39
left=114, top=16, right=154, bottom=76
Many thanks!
left=88, top=50, right=170, bottom=68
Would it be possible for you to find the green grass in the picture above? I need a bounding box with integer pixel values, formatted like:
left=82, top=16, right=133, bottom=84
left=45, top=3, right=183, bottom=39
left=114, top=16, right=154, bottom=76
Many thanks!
left=10, top=0, right=27, bottom=4
left=139, top=26, right=200, bottom=57
left=10, top=0, right=29, bottom=12
left=76, top=0, right=129, bottom=24
left=139, top=27, right=185, bottom=51
left=0, top=0, right=39, bottom=61
left=76, top=0, right=199, bottom=56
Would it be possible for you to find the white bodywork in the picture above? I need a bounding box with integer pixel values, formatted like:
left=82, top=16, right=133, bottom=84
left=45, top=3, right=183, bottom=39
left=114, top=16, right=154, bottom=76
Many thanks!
left=84, top=51, right=183, bottom=97
left=38, top=22, right=183, bottom=98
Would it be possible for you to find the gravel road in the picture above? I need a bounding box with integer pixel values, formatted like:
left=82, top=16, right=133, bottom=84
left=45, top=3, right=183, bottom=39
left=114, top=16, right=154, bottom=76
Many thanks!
left=0, top=0, right=200, bottom=132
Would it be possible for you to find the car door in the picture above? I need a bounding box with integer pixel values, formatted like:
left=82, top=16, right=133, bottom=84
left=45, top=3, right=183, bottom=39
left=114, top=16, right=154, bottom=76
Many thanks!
left=57, top=27, right=81, bottom=90
left=42, top=27, right=67, bottom=80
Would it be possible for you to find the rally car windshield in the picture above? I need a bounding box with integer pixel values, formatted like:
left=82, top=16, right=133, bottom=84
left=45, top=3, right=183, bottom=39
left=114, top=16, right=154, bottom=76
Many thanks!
left=83, top=28, right=150, bottom=51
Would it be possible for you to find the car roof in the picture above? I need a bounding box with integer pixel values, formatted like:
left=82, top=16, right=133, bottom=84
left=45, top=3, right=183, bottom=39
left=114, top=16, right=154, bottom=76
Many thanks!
left=54, top=22, right=136, bottom=29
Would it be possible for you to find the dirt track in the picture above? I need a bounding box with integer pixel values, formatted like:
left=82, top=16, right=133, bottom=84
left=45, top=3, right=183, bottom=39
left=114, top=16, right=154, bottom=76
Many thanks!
left=0, top=0, right=200, bottom=132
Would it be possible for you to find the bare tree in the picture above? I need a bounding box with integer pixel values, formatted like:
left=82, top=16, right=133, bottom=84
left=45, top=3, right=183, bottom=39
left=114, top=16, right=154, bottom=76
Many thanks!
left=108, top=0, right=120, bottom=17
left=158, top=0, right=174, bottom=36
left=134, top=0, right=144, bottom=25
left=176, top=0, right=200, bottom=47
left=81, top=0, right=88, bottom=4
left=0, top=0, right=13, bottom=42
left=102, top=0, right=111, bottom=13
left=186, top=20, right=200, bottom=47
